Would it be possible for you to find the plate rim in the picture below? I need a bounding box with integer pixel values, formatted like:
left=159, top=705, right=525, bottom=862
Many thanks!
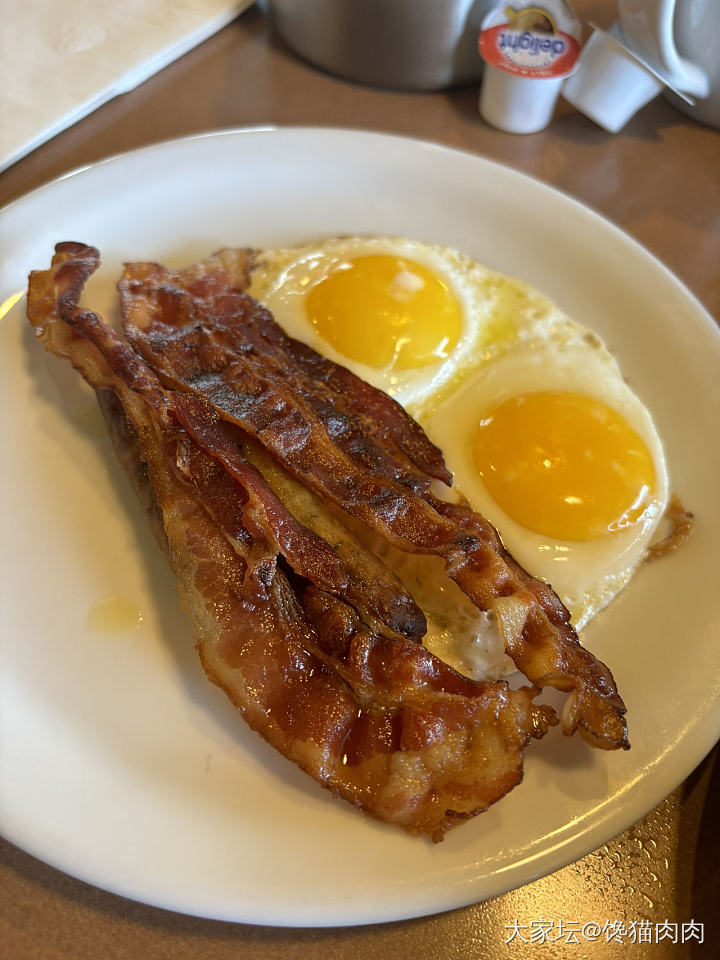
left=1, top=125, right=719, bottom=928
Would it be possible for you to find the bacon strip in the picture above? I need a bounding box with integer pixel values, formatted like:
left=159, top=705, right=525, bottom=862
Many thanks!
left=120, top=253, right=451, bottom=487
left=169, top=393, right=426, bottom=642
left=118, top=251, right=629, bottom=751
left=27, top=242, right=556, bottom=840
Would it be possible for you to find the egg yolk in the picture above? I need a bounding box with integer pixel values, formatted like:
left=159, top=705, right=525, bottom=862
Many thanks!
left=305, top=255, right=462, bottom=370
left=474, top=391, right=656, bottom=541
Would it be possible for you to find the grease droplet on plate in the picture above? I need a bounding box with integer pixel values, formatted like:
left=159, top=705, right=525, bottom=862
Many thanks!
left=86, top=596, right=143, bottom=635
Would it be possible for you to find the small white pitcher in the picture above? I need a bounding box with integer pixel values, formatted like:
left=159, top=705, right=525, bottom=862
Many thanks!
left=619, top=0, right=718, bottom=126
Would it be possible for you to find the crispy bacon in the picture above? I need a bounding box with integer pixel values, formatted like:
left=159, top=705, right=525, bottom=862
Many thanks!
left=27, top=242, right=564, bottom=840
left=120, top=253, right=451, bottom=487
left=169, top=393, right=426, bottom=642
left=118, top=250, right=628, bottom=751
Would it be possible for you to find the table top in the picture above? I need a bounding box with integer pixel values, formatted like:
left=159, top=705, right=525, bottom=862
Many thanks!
left=2, top=3, right=718, bottom=958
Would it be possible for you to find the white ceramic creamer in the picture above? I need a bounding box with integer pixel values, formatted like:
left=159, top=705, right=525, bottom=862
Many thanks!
left=619, top=0, right=719, bottom=127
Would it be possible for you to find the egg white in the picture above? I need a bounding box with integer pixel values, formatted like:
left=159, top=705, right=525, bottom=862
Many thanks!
left=363, top=536, right=516, bottom=681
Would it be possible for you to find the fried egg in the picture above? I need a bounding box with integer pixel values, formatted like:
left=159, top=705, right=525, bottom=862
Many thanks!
left=247, top=236, right=670, bottom=675
left=420, top=344, right=669, bottom=632
left=247, top=236, right=495, bottom=407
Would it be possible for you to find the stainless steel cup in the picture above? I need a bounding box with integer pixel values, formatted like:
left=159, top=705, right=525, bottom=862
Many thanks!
left=266, top=0, right=492, bottom=91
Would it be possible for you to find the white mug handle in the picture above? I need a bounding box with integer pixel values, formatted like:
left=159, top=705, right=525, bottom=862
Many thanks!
left=618, top=0, right=710, bottom=97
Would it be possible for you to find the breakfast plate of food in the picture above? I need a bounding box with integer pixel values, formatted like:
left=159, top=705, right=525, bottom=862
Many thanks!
left=1, top=127, right=718, bottom=926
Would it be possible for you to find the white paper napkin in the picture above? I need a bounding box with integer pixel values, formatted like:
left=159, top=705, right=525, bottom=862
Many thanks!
left=0, top=0, right=254, bottom=174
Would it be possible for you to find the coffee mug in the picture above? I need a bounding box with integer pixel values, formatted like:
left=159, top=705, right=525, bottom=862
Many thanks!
left=618, top=0, right=720, bottom=127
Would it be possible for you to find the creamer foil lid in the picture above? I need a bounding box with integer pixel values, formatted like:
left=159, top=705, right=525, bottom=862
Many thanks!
left=479, top=1, right=581, bottom=78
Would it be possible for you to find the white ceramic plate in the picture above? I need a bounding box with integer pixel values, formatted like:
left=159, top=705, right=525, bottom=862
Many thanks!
left=1, top=128, right=719, bottom=928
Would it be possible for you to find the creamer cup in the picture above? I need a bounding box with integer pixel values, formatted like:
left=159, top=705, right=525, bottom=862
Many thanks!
left=562, top=24, right=663, bottom=133
left=562, top=21, right=701, bottom=133
left=478, top=0, right=581, bottom=133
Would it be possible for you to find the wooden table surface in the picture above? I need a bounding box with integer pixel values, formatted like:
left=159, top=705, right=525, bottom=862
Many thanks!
left=2, top=3, right=718, bottom=958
